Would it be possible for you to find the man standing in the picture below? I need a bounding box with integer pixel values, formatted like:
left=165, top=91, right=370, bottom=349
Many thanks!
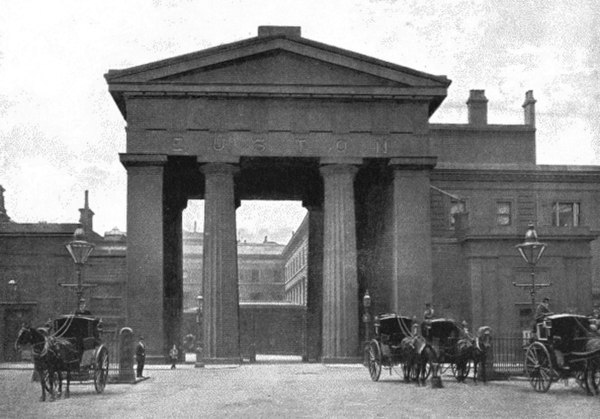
left=535, top=297, right=552, bottom=323
left=169, top=344, right=179, bottom=369
left=423, top=303, right=434, bottom=338
left=136, top=336, right=146, bottom=378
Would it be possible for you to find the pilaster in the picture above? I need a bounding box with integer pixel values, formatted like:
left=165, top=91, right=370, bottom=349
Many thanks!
left=389, top=157, right=436, bottom=315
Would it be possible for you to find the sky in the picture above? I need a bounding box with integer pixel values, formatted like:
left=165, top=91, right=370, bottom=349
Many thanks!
left=1, top=0, right=599, bottom=244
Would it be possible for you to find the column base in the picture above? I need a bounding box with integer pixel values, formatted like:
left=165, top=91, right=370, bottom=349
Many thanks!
left=202, top=357, right=243, bottom=366
left=321, top=356, right=363, bottom=364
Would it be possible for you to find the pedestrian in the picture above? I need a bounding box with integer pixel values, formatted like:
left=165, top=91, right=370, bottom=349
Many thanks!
left=169, top=344, right=179, bottom=369
left=136, top=336, right=146, bottom=378
left=423, top=303, right=434, bottom=338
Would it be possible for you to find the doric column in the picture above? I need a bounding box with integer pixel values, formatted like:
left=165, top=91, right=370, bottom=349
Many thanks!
left=120, top=154, right=167, bottom=361
left=200, top=162, right=241, bottom=364
left=320, top=164, right=359, bottom=362
left=389, top=157, right=436, bottom=315
left=304, top=204, right=323, bottom=362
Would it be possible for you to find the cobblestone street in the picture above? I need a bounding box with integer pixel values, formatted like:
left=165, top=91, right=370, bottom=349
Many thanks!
left=1, top=362, right=598, bottom=418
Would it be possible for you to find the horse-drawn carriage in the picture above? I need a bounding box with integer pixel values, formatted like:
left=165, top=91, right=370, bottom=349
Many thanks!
left=366, top=313, right=414, bottom=381
left=366, top=313, right=442, bottom=385
left=15, top=313, right=109, bottom=401
left=524, top=313, right=600, bottom=394
left=426, top=318, right=468, bottom=380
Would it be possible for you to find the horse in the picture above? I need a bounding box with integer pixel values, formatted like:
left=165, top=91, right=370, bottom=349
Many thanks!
left=583, top=335, right=600, bottom=395
left=400, top=335, right=443, bottom=388
left=15, top=324, right=79, bottom=401
left=455, top=326, right=492, bottom=384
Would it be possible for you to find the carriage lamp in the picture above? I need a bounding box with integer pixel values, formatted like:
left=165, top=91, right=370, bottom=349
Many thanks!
left=196, top=295, right=204, bottom=320
left=362, top=291, right=372, bottom=337
left=8, top=279, right=18, bottom=300
left=514, top=223, right=551, bottom=324
left=61, top=227, right=97, bottom=310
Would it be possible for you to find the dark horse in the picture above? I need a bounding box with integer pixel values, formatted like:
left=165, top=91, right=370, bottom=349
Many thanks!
left=455, top=326, right=492, bottom=384
left=400, top=335, right=443, bottom=388
left=15, top=324, right=78, bottom=401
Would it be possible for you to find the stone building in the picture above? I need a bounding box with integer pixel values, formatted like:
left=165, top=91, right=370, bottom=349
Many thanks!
left=283, top=215, right=309, bottom=305
left=0, top=190, right=127, bottom=361
left=104, top=25, right=600, bottom=361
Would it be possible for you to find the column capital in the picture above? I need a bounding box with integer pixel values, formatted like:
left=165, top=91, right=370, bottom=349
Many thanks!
left=319, top=164, right=359, bottom=177
left=120, top=153, right=168, bottom=168
left=389, top=156, right=437, bottom=171
left=199, top=162, right=239, bottom=176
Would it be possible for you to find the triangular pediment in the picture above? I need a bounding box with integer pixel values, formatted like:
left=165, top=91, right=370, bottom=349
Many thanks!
left=155, top=50, right=407, bottom=87
left=106, top=29, right=451, bottom=117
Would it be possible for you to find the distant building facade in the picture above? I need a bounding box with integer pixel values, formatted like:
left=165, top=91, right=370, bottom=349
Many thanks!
left=283, top=216, right=308, bottom=305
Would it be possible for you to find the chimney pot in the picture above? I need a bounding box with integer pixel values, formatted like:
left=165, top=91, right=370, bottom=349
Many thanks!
left=467, top=89, right=488, bottom=126
left=258, top=26, right=301, bottom=38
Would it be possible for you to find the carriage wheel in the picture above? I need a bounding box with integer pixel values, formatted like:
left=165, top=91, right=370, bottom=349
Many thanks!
left=589, top=358, right=600, bottom=394
left=94, top=346, right=109, bottom=394
left=524, top=342, right=553, bottom=393
left=42, top=371, right=60, bottom=395
left=367, top=340, right=382, bottom=382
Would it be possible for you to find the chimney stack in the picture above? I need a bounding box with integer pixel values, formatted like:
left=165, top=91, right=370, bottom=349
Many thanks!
left=522, top=90, right=536, bottom=127
left=467, top=90, right=488, bottom=126
left=79, top=190, right=95, bottom=233
left=0, top=185, right=11, bottom=222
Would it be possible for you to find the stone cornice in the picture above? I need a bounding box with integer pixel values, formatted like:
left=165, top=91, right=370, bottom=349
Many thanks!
left=119, top=153, right=168, bottom=167
left=430, top=123, right=535, bottom=133
left=454, top=227, right=599, bottom=243
left=389, top=156, right=437, bottom=170
left=116, top=87, right=445, bottom=100
left=431, top=166, right=600, bottom=183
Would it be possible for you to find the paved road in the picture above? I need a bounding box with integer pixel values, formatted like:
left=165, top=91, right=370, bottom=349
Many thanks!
left=1, top=363, right=598, bottom=418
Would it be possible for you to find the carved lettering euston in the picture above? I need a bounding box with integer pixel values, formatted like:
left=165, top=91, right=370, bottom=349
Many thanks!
left=172, top=137, right=184, bottom=152
left=297, top=138, right=307, bottom=153
left=376, top=138, right=388, bottom=155
left=130, top=130, right=426, bottom=158
left=213, top=137, right=225, bottom=151
left=253, top=139, right=266, bottom=152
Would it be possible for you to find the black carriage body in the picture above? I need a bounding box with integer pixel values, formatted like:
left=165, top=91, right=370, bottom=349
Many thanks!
left=52, top=314, right=106, bottom=383
left=366, top=313, right=414, bottom=381
left=535, top=314, right=590, bottom=354
left=525, top=313, right=600, bottom=393
left=376, top=313, right=413, bottom=361
left=424, top=318, right=463, bottom=362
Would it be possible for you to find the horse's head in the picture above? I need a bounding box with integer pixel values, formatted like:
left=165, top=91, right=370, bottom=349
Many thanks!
left=14, top=323, right=34, bottom=350
left=476, top=326, right=492, bottom=349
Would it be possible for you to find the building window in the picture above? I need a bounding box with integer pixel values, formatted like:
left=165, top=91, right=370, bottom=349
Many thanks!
left=449, top=200, right=466, bottom=229
left=552, top=202, right=580, bottom=227
left=496, top=201, right=512, bottom=226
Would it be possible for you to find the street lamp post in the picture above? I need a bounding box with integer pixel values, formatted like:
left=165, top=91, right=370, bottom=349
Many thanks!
left=61, top=227, right=96, bottom=313
left=362, top=290, right=372, bottom=365
left=195, top=295, right=204, bottom=368
left=514, top=223, right=551, bottom=325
